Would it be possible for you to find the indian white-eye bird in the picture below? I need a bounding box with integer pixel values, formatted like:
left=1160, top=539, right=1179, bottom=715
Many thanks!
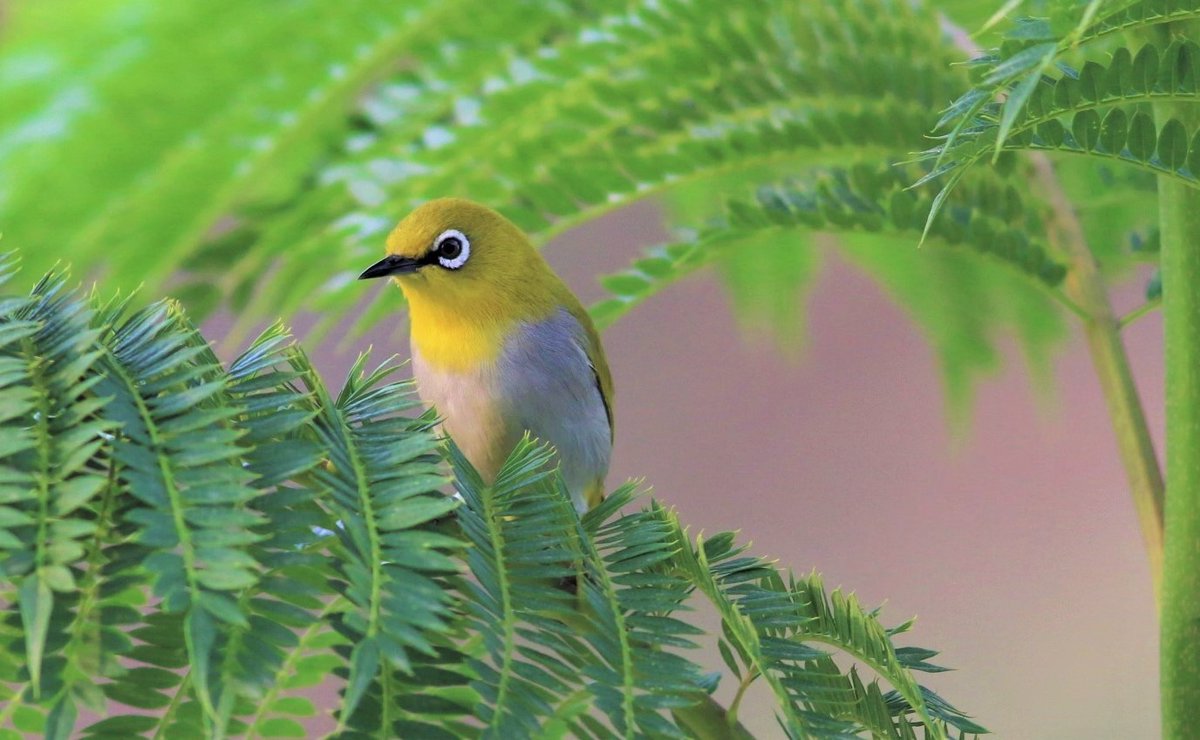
left=358, top=198, right=614, bottom=512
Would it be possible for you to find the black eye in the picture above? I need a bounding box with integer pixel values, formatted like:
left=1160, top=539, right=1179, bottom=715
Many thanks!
left=438, top=237, right=462, bottom=260
left=433, top=229, right=471, bottom=269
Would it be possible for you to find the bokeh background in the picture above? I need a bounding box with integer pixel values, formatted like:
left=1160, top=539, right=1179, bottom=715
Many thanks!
left=221, top=202, right=1159, bottom=739
left=3, top=0, right=1167, bottom=736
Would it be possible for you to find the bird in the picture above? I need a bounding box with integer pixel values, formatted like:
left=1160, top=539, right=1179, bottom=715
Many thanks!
left=358, top=198, right=613, bottom=513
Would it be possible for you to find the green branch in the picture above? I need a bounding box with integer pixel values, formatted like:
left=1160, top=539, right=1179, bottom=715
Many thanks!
left=1155, top=63, right=1200, bottom=736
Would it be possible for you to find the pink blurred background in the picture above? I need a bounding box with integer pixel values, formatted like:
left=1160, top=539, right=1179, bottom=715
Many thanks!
left=222, top=202, right=1161, bottom=738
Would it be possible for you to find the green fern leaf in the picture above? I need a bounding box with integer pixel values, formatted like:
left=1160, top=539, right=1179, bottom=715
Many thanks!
left=662, top=507, right=981, bottom=738
left=0, top=0, right=502, bottom=300
left=594, top=165, right=1069, bottom=416
left=293, top=350, right=459, bottom=729
left=927, top=3, right=1200, bottom=233
left=576, top=484, right=711, bottom=736
left=448, top=438, right=587, bottom=737
left=187, top=0, right=966, bottom=337
left=0, top=270, right=117, bottom=731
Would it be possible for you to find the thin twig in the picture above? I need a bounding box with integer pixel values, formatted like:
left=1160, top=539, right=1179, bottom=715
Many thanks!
left=1119, top=298, right=1163, bottom=329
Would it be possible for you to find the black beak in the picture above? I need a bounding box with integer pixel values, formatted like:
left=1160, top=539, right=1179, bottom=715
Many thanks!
left=358, top=254, right=423, bottom=280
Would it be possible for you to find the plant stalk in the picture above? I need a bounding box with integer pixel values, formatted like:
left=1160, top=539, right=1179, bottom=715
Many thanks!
left=1030, top=154, right=1166, bottom=598
left=1155, top=101, right=1200, bottom=737
left=671, top=695, right=755, bottom=740
left=944, top=20, right=1167, bottom=597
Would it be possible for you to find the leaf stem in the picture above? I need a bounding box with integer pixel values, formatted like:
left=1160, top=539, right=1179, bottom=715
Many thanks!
left=726, top=668, right=759, bottom=724
left=98, top=336, right=221, bottom=723
left=23, top=338, right=53, bottom=697
left=244, top=596, right=347, bottom=739
left=1044, top=285, right=1091, bottom=323
left=153, top=670, right=192, bottom=740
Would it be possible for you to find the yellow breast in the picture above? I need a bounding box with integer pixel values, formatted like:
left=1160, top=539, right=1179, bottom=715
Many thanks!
left=409, top=313, right=507, bottom=372
left=403, top=281, right=548, bottom=372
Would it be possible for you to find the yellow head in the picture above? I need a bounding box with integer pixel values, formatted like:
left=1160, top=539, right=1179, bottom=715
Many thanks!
left=360, top=198, right=561, bottom=317
left=358, top=198, right=568, bottom=368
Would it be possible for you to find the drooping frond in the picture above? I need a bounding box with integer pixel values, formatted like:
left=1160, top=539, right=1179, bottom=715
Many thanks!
left=592, top=160, right=1070, bottom=414
left=658, top=505, right=986, bottom=739
left=594, top=162, right=1062, bottom=319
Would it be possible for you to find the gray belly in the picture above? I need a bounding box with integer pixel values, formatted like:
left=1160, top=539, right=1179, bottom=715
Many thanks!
left=411, top=309, right=612, bottom=512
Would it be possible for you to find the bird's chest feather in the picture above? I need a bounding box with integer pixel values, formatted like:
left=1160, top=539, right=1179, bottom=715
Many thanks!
left=410, top=310, right=612, bottom=499
left=411, top=348, right=512, bottom=481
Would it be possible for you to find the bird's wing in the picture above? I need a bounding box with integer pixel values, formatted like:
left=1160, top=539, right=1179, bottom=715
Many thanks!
left=566, top=304, right=614, bottom=441
left=587, top=354, right=614, bottom=442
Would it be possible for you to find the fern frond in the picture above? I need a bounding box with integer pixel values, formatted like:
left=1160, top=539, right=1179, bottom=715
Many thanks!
left=934, top=94, right=1200, bottom=192
left=199, top=325, right=331, bottom=735
left=240, top=597, right=349, bottom=740
left=996, top=41, right=1200, bottom=142
left=0, top=270, right=118, bottom=737
left=1078, top=0, right=1200, bottom=44
left=927, top=2, right=1200, bottom=232
left=575, top=484, right=711, bottom=737
left=592, top=162, right=1068, bottom=330
left=662, top=515, right=837, bottom=736
left=88, top=297, right=264, bottom=725
left=659, top=506, right=983, bottom=739
left=195, top=0, right=966, bottom=337
left=221, top=328, right=345, bottom=739
left=449, top=438, right=588, bottom=737
left=295, top=350, right=459, bottom=728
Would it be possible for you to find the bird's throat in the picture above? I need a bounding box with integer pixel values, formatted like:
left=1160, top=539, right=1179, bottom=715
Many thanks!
left=404, top=291, right=521, bottom=372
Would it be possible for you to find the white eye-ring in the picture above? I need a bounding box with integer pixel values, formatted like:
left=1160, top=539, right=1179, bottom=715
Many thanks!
left=433, top=229, right=470, bottom=270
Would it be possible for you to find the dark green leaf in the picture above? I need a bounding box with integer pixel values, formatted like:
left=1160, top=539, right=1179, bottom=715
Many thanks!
left=1159, top=118, right=1190, bottom=170
left=1128, top=112, right=1158, bottom=162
